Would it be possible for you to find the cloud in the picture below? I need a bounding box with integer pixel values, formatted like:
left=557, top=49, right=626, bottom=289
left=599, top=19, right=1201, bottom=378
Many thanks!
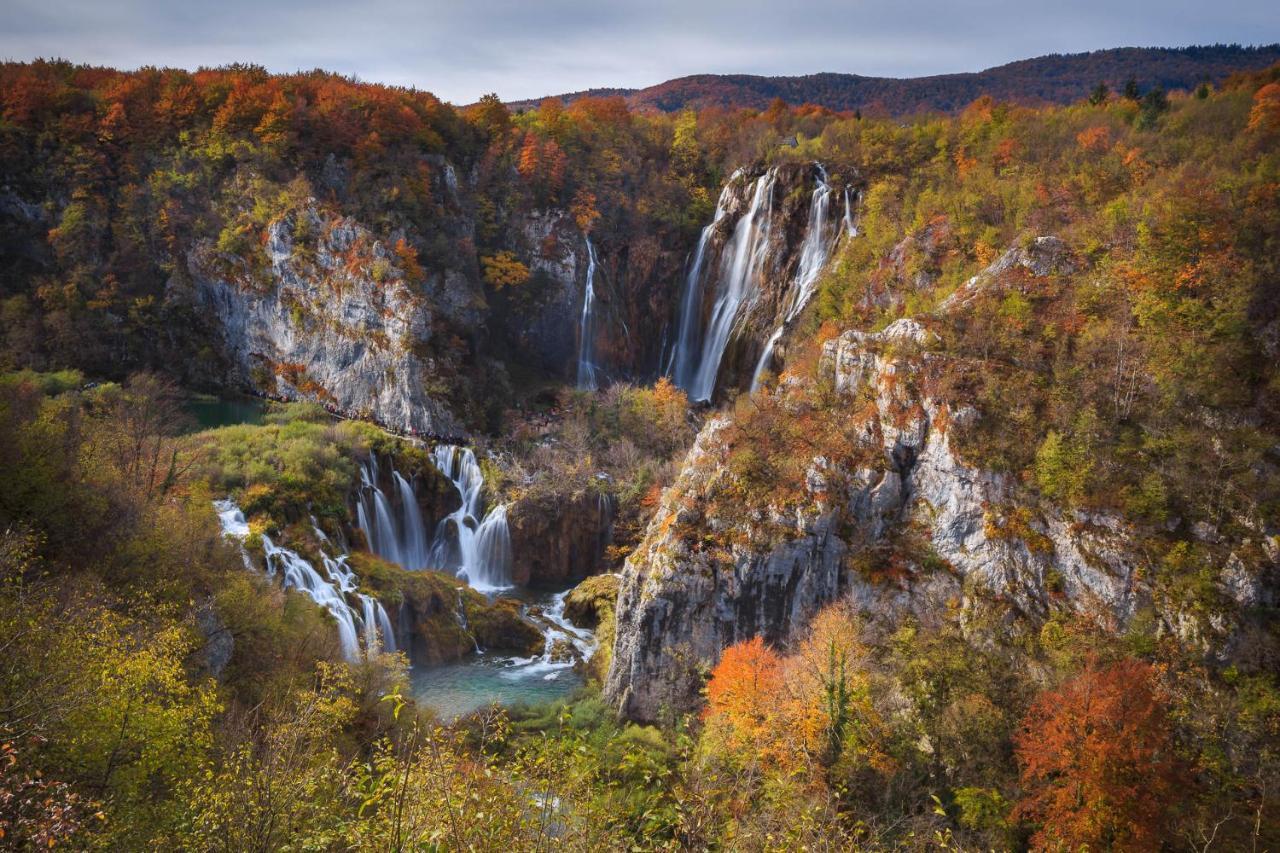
left=1, top=0, right=1276, bottom=103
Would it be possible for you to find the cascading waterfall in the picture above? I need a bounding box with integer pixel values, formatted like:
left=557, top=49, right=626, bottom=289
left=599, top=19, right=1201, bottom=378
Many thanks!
left=842, top=186, right=858, bottom=238
left=751, top=165, right=838, bottom=390
left=356, top=454, right=431, bottom=570
left=429, top=445, right=513, bottom=591
left=669, top=171, right=741, bottom=388
left=687, top=168, right=779, bottom=402
left=214, top=499, right=395, bottom=661
left=576, top=236, right=600, bottom=390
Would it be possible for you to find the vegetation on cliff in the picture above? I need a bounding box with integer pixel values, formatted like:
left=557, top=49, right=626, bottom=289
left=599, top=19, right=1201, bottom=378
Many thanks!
left=0, top=56, right=1277, bottom=850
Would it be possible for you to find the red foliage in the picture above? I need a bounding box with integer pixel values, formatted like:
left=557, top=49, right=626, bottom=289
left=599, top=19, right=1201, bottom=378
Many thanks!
left=1014, top=658, right=1187, bottom=851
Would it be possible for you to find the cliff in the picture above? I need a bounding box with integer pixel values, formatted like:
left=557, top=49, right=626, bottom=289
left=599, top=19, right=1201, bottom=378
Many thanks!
left=187, top=204, right=467, bottom=437
left=607, top=239, right=1276, bottom=721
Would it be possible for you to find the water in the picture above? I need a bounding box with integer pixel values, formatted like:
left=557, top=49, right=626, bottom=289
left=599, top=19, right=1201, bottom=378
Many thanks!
left=842, top=186, right=859, bottom=238
left=184, top=396, right=265, bottom=431
left=215, top=498, right=395, bottom=662
left=576, top=235, right=601, bottom=390
left=751, top=165, right=837, bottom=391
left=356, top=454, right=431, bottom=570
left=430, top=445, right=513, bottom=591
left=670, top=171, right=741, bottom=390
left=410, top=588, right=595, bottom=719
left=688, top=168, right=778, bottom=402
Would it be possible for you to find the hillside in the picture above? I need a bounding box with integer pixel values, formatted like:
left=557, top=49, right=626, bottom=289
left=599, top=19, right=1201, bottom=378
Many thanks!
left=1, top=52, right=1278, bottom=850
left=512, top=43, right=1280, bottom=114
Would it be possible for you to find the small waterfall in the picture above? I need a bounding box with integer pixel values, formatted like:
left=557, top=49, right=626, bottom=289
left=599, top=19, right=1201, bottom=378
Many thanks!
left=688, top=168, right=778, bottom=402
left=670, top=172, right=740, bottom=389
left=576, top=236, right=600, bottom=390
left=216, top=499, right=395, bottom=662
left=505, top=590, right=598, bottom=681
left=842, top=186, right=858, bottom=238
left=751, top=165, right=837, bottom=391
left=430, top=445, right=514, bottom=591
left=356, top=454, right=430, bottom=570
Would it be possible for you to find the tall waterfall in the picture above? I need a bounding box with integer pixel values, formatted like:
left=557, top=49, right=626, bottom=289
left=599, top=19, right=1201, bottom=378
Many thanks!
left=576, top=236, right=600, bottom=391
left=687, top=168, right=779, bottom=402
left=429, top=445, right=513, bottom=591
left=215, top=499, right=395, bottom=662
left=670, top=171, right=740, bottom=389
left=751, top=166, right=838, bottom=390
left=356, top=454, right=431, bottom=570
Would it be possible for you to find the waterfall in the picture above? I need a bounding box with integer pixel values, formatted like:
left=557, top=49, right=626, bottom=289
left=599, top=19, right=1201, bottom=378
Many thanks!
left=504, top=590, right=598, bottom=680
left=842, top=186, right=858, bottom=238
left=670, top=171, right=741, bottom=389
left=393, top=471, right=430, bottom=568
left=687, top=168, right=778, bottom=402
left=215, top=498, right=395, bottom=661
left=576, top=236, right=600, bottom=391
left=356, top=454, right=430, bottom=571
left=751, top=165, right=837, bottom=391
left=429, top=445, right=514, bottom=591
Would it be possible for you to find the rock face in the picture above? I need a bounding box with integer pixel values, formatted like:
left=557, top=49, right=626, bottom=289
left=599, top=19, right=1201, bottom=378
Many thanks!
left=495, top=209, right=586, bottom=375
left=605, top=417, right=849, bottom=722
left=507, top=488, right=615, bottom=587
left=189, top=203, right=465, bottom=437
left=606, top=311, right=1150, bottom=722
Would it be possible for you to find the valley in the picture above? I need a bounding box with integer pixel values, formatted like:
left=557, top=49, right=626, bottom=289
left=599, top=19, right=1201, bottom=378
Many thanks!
left=0, top=46, right=1277, bottom=850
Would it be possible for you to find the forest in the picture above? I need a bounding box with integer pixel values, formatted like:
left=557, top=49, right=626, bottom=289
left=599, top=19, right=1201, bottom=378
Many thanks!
left=0, top=49, right=1278, bottom=852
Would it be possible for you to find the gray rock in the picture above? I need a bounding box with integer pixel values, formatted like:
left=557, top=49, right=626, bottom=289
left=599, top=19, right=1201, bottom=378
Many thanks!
left=189, top=203, right=462, bottom=437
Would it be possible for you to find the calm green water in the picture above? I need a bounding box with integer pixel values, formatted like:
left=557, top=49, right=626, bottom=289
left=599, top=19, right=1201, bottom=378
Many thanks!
left=410, top=588, right=592, bottom=719
left=184, top=396, right=266, bottom=431
left=409, top=656, right=586, bottom=719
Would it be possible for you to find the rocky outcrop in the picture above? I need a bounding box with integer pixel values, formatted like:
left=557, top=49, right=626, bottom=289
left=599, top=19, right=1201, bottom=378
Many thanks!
left=349, top=552, right=543, bottom=664
left=605, top=417, right=849, bottom=721
left=188, top=203, right=465, bottom=437
left=606, top=312, right=1151, bottom=721
left=494, top=210, right=586, bottom=374
left=507, top=488, right=614, bottom=586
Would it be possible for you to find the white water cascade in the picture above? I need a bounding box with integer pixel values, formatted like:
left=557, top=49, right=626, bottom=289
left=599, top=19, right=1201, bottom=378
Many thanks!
left=686, top=168, right=779, bottom=402
left=503, top=590, right=598, bottom=682
left=842, top=186, right=859, bottom=238
left=669, top=171, right=741, bottom=388
left=751, top=165, right=838, bottom=390
left=576, top=236, right=600, bottom=390
left=214, top=499, right=395, bottom=662
left=429, top=445, right=513, bottom=592
left=356, top=454, right=431, bottom=570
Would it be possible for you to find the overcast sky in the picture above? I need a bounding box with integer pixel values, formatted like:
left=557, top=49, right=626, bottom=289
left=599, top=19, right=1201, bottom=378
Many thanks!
left=3, top=0, right=1277, bottom=104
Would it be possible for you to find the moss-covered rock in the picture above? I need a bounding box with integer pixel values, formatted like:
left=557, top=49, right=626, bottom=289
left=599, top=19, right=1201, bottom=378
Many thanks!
left=348, top=552, right=542, bottom=663
left=564, top=573, right=620, bottom=628
left=565, top=573, right=620, bottom=681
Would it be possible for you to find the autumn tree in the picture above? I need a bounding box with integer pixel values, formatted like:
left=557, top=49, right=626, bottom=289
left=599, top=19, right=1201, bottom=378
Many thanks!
left=480, top=251, right=530, bottom=289
left=1014, top=658, right=1187, bottom=851
left=703, top=636, right=784, bottom=758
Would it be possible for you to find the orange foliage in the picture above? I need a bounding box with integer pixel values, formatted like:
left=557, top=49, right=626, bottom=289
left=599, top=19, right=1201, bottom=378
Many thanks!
left=704, top=637, right=784, bottom=754
left=1014, top=658, right=1187, bottom=851
left=1076, top=124, right=1112, bottom=153
left=1247, top=82, right=1280, bottom=135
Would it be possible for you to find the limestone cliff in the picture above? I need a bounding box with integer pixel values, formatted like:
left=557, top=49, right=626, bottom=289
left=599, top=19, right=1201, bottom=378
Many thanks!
left=188, top=203, right=467, bottom=437
left=607, top=239, right=1274, bottom=721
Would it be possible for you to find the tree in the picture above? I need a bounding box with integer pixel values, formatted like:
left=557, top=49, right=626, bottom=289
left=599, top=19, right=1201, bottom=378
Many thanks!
left=1123, top=77, right=1141, bottom=100
left=480, top=251, right=530, bottom=289
left=1014, top=658, right=1187, bottom=851
left=1088, top=81, right=1109, bottom=106
left=704, top=636, right=784, bottom=756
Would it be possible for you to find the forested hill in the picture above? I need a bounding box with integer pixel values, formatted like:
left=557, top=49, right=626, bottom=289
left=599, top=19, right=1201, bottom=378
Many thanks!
left=511, top=43, right=1280, bottom=114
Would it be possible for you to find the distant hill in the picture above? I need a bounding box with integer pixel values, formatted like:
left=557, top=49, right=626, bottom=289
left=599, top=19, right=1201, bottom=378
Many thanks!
left=508, top=44, right=1280, bottom=114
